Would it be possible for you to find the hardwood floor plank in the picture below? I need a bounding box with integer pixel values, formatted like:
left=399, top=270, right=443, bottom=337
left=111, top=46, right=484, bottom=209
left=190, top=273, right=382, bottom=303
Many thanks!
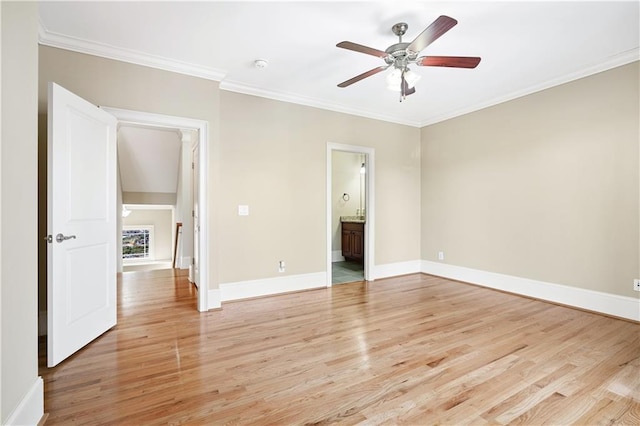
left=40, top=271, right=640, bottom=425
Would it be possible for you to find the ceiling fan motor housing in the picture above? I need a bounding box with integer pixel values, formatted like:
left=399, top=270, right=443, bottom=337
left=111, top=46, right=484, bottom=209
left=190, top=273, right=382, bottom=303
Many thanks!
left=386, top=23, right=419, bottom=68
left=385, top=42, right=418, bottom=67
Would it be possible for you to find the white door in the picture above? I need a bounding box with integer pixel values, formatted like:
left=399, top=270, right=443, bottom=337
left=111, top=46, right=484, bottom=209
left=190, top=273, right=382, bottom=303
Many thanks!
left=192, top=143, right=200, bottom=288
left=47, top=82, right=117, bottom=367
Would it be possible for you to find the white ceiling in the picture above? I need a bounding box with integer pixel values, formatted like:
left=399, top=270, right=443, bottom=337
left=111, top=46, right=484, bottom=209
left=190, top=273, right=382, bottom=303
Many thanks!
left=117, top=125, right=182, bottom=194
left=38, top=2, right=639, bottom=127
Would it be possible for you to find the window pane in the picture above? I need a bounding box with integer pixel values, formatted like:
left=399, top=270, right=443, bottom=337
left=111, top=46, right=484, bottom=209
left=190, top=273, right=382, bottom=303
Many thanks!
left=122, top=229, right=150, bottom=259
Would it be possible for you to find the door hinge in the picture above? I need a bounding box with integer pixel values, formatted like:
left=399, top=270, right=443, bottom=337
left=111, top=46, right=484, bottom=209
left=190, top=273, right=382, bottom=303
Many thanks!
left=191, top=162, right=195, bottom=170
left=191, top=210, right=195, bottom=218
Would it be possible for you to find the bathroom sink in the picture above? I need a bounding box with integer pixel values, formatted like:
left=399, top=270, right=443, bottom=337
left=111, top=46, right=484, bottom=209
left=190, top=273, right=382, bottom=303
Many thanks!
left=340, top=216, right=366, bottom=223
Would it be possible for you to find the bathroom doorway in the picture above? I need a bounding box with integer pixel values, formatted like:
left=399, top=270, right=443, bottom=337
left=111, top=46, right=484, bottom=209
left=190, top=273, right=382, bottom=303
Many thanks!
left=326, top=143, right=375, bottom=286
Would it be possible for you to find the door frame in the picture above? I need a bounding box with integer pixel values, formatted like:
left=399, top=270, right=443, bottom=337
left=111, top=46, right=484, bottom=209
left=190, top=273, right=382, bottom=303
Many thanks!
left=326, top=143, right=375, bottom=286
left=102, top=107, right=210, bottom=312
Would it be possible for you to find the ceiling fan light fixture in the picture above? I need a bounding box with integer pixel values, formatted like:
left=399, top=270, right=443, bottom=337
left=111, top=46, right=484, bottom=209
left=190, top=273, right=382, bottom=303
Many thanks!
left=386, top=68, right=420, bottom=91
left=386, top=68, right=401, bottom=90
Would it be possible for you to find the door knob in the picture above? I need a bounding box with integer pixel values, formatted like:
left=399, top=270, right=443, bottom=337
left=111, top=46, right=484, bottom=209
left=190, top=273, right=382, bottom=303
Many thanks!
left=55, top=233, right=76, bottom=243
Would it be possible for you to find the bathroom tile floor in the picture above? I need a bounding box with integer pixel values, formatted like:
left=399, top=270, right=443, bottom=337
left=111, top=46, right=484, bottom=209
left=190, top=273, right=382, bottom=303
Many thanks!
left=332, top=261, right=364, bottom=284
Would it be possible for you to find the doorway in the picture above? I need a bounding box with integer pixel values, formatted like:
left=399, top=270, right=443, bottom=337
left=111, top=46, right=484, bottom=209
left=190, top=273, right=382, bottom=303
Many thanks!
left=102, top=107, right=210, bottom=312
left=326, top=143, right=375, bottom=287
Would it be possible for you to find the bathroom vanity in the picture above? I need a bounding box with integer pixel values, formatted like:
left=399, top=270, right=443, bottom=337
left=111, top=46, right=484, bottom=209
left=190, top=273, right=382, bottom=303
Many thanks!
left=341, top=216, right=365, bottom=264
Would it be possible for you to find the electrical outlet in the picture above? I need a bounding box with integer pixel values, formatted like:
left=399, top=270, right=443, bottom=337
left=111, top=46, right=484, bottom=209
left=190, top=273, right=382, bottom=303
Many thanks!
left=634, top=279, right=640, bottom=292
left=278, top=261, right=285, bottom=273
left=438, top=251, right=445, bottom=261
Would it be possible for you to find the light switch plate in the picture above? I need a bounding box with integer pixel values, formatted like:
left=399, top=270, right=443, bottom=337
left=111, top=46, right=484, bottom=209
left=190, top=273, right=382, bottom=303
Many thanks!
left=238, top=205, right=249, bottom=216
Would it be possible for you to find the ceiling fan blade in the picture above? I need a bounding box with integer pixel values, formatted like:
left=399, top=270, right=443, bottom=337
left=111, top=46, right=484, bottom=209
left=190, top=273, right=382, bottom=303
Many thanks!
left=417, top=56, right=481, bottom=68
left=337, top=65, right=389, bottom=88
left=407, top=15, right=458, bottom=54
left=336, top=41, right=389, bottom=59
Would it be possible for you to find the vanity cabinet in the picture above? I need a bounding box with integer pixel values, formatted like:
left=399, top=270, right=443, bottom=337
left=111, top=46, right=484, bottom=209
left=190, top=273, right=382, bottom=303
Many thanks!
left=341, top=221, right=364, bottom=263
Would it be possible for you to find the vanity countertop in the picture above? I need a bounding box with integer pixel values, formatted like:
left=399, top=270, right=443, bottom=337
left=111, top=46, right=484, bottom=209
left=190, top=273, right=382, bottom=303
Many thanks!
left=340, top=216, right=366, bottom=224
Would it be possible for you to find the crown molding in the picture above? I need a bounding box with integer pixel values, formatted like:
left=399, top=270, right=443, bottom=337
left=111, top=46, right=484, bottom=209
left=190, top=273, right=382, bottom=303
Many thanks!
left=419, top=48, right=640, bottom=127
left=37, top=19, right=638, bottom=129
left=219, top=80, right=423, bottom=127
left=38, top=22, right=226, bottom=82
left=38, top=19, right=420, bottom=127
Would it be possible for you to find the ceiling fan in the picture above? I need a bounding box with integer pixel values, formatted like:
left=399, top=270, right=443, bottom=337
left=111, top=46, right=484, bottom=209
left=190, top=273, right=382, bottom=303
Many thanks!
left=336, top=15, right=481, bottom=101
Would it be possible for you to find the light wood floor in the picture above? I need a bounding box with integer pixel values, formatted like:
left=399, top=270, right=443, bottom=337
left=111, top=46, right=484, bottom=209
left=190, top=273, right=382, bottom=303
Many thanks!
left=40, top=270, right=640, bottom=425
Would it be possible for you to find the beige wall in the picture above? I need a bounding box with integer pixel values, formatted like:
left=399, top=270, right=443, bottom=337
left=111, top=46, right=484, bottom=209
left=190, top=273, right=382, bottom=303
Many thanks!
left=331, top=151, right=364, bottom=252
left=38, top=46, right=221, bottom=294
left=123, top=209, right=174, bottom=261
left=421, top=62, right=639, bottom=298
left=37, top=46, right=422, bottom=292
left=219, top=91, right=421, bottom=284
left=37, top=33, right=636, bottom=303
left=122, top=192, right=177, bottom=205
left=1, top=2, right=40, bottom=423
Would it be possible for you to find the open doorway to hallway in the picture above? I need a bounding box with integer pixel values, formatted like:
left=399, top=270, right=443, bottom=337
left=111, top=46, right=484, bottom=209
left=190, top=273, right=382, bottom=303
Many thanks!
left=116, top=124, right=195, bottom=276
left=105, top=107, right=209, bottom=311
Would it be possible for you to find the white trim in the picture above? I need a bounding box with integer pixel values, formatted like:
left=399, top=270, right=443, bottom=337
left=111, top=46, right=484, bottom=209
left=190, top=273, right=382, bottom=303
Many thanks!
left=421, top=261, right=640, bottom=322
left=419, top=49, right=640, bottom=127
left=179, top=255, right=192, bottom=270
left=327, top=143, right=375, bottom=287
left=101, top=107, right=210, bottom=312
left=5, top=377, right=44, bottom=426
left=220, top=272, right=326, bottom=302
left=374, top=260, right=422, bottom=280
left=208, top=288, right=221, bottom=310
left=219, top=80, right=421, bottom=127
left=38, top=18, right=639, bottom=129
left=331, top=250, right=345, bottom=263
left=38, top=25, right=226, bottom=82
left=124, top=204, right=174, bottom=210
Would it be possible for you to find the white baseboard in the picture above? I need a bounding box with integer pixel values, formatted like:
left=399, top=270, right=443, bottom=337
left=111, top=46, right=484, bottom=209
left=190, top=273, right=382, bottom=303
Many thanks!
left=331, top=250, right=345, bottom=263
left=5, top=377, right=43, bottom=426
left=220, top=272, right=327, bottom=302
left=421, top=261, right=640, bottom=322
left=208, top=288, right=221, bottom=310
left=374, top=260, right=422, bottom=280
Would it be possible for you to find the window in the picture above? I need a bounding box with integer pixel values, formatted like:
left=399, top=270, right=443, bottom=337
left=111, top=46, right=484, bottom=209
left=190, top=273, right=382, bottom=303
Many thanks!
left=122, top=225, right=154, bottom=261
